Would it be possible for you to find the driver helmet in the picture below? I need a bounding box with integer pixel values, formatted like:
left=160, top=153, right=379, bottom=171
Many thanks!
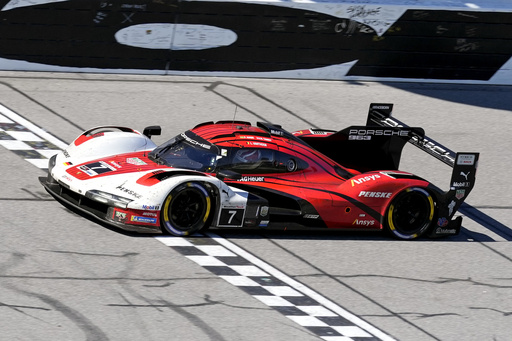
left=234, top=149, right=261, bottom=163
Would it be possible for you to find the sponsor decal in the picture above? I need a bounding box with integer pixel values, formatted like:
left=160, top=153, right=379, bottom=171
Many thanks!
left=358, top=191, right=392, bottom=198
left=460, top=171, right=470, bottom=180
left=131, top=216, right=157, bottom=224
left=382, top=116, right=455, bottom=165
left=142, top=204, right=160, bottom=210
left=457, top=154, right=476, bottom=165
left=142, top=212, right=158, bottom=217
left=303, top=214, right=319, bottom=219
left=372, top=105, right=391, bottom=110
left=448, top=200, right=456, bottom=216
left=180, top=132, right=211, bottom=149
left=238, top=176, right=265, bottom=182
left=62, top=149, right=70, bottom=158
left=349, top=135, right=371, bottom=140
left=455, top=189, right=465, bottom=200
left=452, top=181, right=471, bottom=188
left=349, top=129, right=409, bottom=137
left=411, top=135, right=455, bottom=164
left=352, top=219, right=375, bottom=226
left=126, top=157, right=147, bottom=166
left=351, top=174, right=380, bottom=186
left=110, top=161, right=122, bottom=169
left=61, top=174, right=73, bottom=182
left=239, top=135, right=272, bottom=142
left=435, top=227, right=457, bottom=234
left=437, top=217, right=449, bottom=227
left=116, top=185, right=142, bottom=199
left=246, top=141, right=268, bottom=147
left=270, top=129, right=283, bottom=136
left=114, top=210, right=127, bottom=223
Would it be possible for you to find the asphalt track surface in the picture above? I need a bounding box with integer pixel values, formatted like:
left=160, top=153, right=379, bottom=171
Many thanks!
left=0, top=71, right=511, bottom=341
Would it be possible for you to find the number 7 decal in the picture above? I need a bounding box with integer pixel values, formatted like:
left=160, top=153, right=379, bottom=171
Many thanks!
left=218, top=208, right=245, bottom=227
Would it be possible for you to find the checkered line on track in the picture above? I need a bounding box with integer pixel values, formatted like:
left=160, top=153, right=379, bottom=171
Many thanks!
left=157, top=235, right=383, bottom=341
left=0, top=106, right=65, bottom=170
left=2, top=102, right=393, bottom=340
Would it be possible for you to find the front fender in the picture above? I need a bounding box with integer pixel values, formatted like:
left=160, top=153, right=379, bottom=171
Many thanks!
left=65, top=126, right=157, bottom=162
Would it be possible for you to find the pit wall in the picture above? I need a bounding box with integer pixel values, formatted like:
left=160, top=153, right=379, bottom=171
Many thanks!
left=0, top=0, right=511, bottom=84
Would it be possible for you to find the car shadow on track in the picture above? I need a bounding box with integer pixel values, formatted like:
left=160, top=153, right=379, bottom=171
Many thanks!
left=59, top=198, right=512, bottom=242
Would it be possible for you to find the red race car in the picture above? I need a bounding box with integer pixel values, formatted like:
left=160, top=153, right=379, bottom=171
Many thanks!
left=41, top=103, right=478, bottom=239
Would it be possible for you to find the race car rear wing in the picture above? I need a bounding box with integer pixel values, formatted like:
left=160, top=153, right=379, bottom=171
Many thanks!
left=297, top=103, right=479, bottom=237
left=366, top=103, right=480, bottom=237
left=366, top=103, right=456, bottom=167
left=365, top=104, right=479, bottom=193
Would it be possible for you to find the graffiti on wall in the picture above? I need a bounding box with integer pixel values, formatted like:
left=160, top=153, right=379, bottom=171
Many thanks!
left=0, top=0, right=511, bottom=83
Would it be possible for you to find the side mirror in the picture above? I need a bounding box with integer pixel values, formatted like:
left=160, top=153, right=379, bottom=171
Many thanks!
left=216, top=169, right=242, bottom=181
left=143, top=126, right=162, bottom=139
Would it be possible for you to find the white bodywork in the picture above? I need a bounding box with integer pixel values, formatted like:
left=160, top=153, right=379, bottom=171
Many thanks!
left=49, top=127, right=251, bottom=231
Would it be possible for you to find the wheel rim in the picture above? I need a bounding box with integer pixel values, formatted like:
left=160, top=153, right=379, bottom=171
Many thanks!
left=168, top=188, right=206, bottom=231
left=388, top=188, right=434, bottom=239
left=162, top=182, right=211, bottom=236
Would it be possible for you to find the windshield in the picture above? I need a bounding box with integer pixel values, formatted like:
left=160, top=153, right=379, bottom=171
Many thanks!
left=149, top=131, right=220, bottom=172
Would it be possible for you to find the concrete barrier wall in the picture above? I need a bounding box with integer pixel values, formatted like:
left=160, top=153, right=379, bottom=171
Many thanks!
left=0, top=0, right=511, bottom=84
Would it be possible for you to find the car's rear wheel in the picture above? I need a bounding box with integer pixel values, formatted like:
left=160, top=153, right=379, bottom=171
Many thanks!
left=385, top=187, right=434, bottom=240
left=161, top=182, right=212, bottom=236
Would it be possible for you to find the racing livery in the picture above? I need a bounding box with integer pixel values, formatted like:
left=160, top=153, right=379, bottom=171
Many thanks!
left=40, top=103, right=479, bottom=239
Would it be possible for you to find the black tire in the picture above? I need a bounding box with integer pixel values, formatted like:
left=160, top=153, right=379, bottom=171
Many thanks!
left=385, top=187, right=435, bottom=240
left=161, top=182, right=212, bottom=236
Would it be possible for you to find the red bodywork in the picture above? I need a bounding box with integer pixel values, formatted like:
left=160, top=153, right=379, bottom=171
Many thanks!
left=190, top=121, right=429, bottom=231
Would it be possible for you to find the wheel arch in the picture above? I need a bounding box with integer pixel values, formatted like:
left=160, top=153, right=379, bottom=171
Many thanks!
left=159, top=179, right=220, bottom=236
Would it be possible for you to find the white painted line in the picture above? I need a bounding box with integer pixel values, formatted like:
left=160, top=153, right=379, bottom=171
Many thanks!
left=0, top=104, right=68, bottom=150
left=195, top=245, right=237, bottom=257
left=0, top=140, right=32, bottom=150
left=262, top=285, right=303, bottom=297
left=219, top=275, right=260, bottom=286
left=253, top=295, right=295, bottom=307
left=155, top=236, right=193, bottom=246
left=207, top=231, right=398, bottom=341
left=26, top=159, right=52, bottom=169
left=5, top=131, right=44, bottom=141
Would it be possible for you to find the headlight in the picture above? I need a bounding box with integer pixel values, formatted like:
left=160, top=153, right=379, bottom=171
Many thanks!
left=85, top=190, right=133, bottom=208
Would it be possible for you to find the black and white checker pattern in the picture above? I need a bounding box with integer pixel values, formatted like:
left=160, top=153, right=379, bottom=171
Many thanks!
left=1, top=102, right=392, bottom=340
left=0, top=105, right=67, bottom=170
left=156, top=234, right=385, bottom=341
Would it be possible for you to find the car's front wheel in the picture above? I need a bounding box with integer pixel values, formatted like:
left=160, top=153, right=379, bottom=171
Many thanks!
left=161, top=182, right=212, bottom=236
left=385, top=187, right=435, bottom=240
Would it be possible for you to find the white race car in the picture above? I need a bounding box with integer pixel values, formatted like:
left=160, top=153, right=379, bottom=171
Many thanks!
left=40, top=125, right=269, bottom=236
